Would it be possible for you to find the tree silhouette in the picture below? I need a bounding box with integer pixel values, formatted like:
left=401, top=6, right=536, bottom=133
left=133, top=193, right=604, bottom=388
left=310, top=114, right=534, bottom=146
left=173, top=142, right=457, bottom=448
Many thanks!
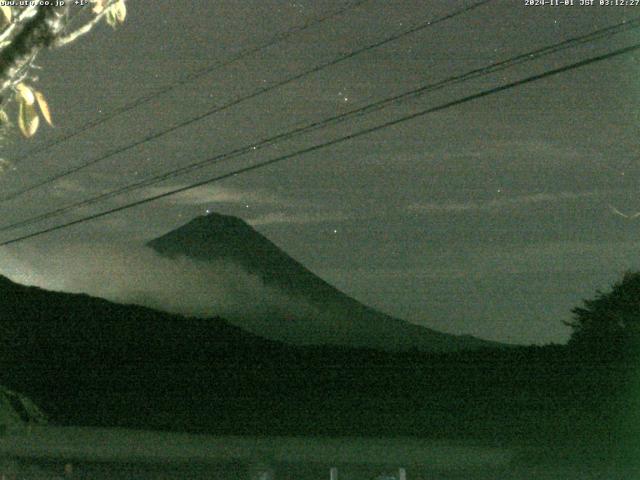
left=567, top=271, right=640, bottom=357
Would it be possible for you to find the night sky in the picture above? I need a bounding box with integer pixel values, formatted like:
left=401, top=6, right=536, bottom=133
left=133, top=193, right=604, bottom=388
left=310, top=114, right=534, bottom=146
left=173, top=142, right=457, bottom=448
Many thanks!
left=0, top=0, right=638, bottom=345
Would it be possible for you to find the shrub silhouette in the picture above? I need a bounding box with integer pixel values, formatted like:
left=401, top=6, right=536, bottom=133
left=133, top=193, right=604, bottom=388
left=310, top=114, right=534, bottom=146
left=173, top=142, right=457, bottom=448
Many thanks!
left=567, top=271, right=640, bottom=358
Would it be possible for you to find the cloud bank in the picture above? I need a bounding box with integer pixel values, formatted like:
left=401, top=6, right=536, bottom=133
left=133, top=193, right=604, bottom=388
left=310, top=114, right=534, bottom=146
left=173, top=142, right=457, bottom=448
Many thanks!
left=408, top=191, right=602, bottom=213
left=0, top=243, right=320, bottom=323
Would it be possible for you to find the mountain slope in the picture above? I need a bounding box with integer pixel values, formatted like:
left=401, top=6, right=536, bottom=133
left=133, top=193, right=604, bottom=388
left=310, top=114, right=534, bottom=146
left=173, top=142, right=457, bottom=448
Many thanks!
left=147, top=213, right=499, bottom=352
left=0, top=275, right=607, bottom=442
left=0, top=275, right=501, bottom=436
left=0, top=274, right=294, bottom=431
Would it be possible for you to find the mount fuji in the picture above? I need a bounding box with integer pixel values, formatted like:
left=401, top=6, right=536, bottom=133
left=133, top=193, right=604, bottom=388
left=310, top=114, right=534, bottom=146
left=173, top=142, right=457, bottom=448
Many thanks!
left=147, top=213, right=499, bottom=352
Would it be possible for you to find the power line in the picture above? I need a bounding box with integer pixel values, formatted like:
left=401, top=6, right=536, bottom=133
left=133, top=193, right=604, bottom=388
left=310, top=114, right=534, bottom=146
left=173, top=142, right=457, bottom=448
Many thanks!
left=0, top=17, right=636, bottom=234
left=4, top=0, right=370, bottom=167
left=2, top=41, right=637, bottom=246
left=0, top=0, right=493, bottom=202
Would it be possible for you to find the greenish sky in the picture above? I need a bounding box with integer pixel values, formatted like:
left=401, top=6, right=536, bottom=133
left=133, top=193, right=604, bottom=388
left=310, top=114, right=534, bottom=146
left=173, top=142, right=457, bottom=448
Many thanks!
left=0, top=0, right=638, bottom=345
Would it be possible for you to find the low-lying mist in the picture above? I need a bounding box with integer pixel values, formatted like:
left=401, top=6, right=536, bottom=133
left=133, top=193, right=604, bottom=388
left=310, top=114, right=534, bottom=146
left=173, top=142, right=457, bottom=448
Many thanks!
left=0, top=243, right=321, bottom=323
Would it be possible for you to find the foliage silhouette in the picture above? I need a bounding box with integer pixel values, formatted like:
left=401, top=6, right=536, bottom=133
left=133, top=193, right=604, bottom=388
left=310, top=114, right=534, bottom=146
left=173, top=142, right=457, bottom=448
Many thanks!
left=567, top=271, right=640, bottom=358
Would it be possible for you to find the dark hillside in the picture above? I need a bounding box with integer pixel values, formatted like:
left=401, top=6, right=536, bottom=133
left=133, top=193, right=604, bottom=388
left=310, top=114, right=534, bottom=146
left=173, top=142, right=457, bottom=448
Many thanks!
left=0, top=275, right=631, bottom=448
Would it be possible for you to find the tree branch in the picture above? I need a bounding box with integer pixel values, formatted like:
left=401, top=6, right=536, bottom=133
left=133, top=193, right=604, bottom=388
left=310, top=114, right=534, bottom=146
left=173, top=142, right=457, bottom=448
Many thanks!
left=55, top=0, right=119, bottom=47
left=0, top=6, right=39, bottom=48
left=0, top=6, right=70, bottom=102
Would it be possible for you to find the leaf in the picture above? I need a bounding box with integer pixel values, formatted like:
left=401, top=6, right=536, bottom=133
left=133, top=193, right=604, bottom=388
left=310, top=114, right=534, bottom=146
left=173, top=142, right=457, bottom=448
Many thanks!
left=0, top=110, right=9, bottom=126
left=0, top=6, right=11, bottom=24
left=15, top=83, right=34, bottom=106
left=104, top=1, right=126, bottom=28
left=113, top=0, right=126, bottom=23
left=90, top=0, right=106, bottom=14
left=34, top=91, right=52, bottom=126
left=105, top=8, right=117, bottom=28
left=18, top=100, right=39, bottom=138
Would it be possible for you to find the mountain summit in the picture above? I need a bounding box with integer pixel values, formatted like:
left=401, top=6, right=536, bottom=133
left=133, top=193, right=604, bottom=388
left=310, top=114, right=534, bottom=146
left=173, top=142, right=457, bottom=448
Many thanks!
left=148, top=212, right=353, bottom=298
left=148, top=213, right=499, bottom=352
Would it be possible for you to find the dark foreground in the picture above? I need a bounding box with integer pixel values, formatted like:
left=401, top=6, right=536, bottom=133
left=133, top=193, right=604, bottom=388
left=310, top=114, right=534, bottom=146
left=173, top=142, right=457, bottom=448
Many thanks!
left=0, top=427, right=637, bottom=479
left=0, top=277, right=638, bottom=474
